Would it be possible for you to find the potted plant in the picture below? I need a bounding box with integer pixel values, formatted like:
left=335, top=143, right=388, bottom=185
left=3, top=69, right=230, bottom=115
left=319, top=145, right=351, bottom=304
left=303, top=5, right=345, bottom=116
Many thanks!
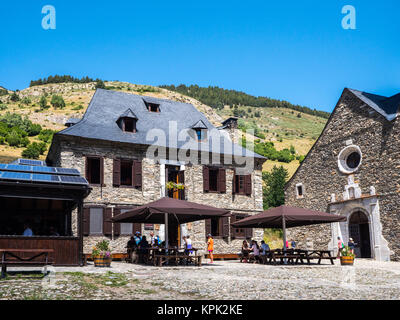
left=340, top=245, right=355, bottom=266
left=166, top=181, right=185, bottom=191
left=92, top=240, right=112, bottom=267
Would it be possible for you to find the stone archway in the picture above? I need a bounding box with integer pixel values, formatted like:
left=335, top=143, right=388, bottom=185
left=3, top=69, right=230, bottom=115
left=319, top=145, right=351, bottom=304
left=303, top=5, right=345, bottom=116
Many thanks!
left=348, top=211, right=371, bottom=258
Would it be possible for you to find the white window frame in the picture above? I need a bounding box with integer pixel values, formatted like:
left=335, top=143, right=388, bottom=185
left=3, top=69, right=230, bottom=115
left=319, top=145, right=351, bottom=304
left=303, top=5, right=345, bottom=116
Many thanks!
left=120, top=208, right=133, bottom=235
left=338, top=145, right=362, bottom=174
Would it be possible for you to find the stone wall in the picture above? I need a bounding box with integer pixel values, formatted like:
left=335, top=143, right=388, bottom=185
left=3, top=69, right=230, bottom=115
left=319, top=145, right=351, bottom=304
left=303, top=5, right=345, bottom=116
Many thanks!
left=285, top=89, right=400, bottom=260
left=56, top=137, right=264, bottom=254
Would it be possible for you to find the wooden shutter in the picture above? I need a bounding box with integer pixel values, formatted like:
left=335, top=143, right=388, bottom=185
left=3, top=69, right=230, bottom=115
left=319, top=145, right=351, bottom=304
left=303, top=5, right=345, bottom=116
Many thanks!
left=203, top=166, right=209, bottom=192
left=218, top=168, right=226, bottom=193
left=113, top=208, right=121, bottom=236
left=100, top=157, right=105, bottom=186
left=113, top=159, right=121, bottom=187
left=205, top=219, right=211, bottom=237
left=83, top=207, right=90, bottom=236
left=245, top=174, right=252, bottom=196
left=222, top=217, right=229, bottom=238
left=103, top=207, right=112, bottom=236
left=230, top=215, right=237, bottom=239
left=133, top=160, right=142, bottom=188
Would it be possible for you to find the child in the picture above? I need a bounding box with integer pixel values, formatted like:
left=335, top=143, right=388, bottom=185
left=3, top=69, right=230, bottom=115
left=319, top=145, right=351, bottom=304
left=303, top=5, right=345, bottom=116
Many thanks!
left=207, top=234, right=214, bottom=263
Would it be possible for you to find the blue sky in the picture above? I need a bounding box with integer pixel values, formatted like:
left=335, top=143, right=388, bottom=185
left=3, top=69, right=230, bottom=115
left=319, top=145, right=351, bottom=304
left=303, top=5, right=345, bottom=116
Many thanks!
left=0, top=0, right=399, bottom=112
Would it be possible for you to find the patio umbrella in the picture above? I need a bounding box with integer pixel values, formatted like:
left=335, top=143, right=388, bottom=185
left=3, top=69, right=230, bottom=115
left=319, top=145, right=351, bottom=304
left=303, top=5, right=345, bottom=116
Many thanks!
left=231, top=205, right=346, bottom=250
left=112, top=197, right=231, bottom=250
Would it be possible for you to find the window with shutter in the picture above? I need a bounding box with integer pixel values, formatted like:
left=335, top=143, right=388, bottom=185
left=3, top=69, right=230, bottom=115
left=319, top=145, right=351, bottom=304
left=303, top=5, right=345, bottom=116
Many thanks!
left=86, top=157, right=101, bottom=185
left=121, top=160, right=133, bottom=186
left=89, top=207, right=103, bottom=235
left=222, top=217, right=229, bottom=238
left=205, top=218, right=211, bottom=237
left=113, top=208, right=121, bottom=236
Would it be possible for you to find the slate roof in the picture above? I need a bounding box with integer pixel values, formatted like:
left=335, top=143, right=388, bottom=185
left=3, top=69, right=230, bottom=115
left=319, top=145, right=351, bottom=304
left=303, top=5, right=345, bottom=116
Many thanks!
left=119, top=108, right=138, bottom=119
left=348, top=89, right=400, bottom=121
left=56, top=89, right=264, bottom=159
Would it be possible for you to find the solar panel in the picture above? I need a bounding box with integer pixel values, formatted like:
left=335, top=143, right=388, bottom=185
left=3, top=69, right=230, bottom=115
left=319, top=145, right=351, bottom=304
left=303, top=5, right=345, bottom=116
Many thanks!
left=55, top=168, right=80, bottom=175
left=0, top=163, right=80, bottom=176
left=0, top=171, right=31, bottom=181
left=32, top=174, right=60, bottom=182
left=18, top=159, right=46, bottom=166
left=32, top=166, right=57, bottom=174
left=59, top=175, right=88, bottom=184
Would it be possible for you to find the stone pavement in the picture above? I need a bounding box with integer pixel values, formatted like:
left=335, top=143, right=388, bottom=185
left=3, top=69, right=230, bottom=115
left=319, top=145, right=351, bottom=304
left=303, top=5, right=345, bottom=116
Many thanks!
left=1, top=259, right=400, bottom=300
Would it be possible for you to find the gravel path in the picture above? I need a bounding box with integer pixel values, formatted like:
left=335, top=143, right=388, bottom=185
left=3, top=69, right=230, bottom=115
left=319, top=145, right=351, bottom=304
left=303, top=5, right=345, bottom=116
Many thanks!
left=1, top=259, right=400, bottom=300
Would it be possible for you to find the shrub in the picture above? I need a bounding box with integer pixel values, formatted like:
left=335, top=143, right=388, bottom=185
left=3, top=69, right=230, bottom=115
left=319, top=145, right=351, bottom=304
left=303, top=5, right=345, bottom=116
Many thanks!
left=0, top=104, right=7, bottom=111
left=38, top=129, right=56, bottom=143
left=27, top=123, right=42, bottom=136
left=22, top=144, right=40, bottom=159
left=10, top=92, right=20, bottom=102
left=6, top=131, right=22, bottom=147
left=39, top=96, right=49, bottom=109
left=72, top=104, right=83, bottom=111
left=21, top=97, right=32, bottom=105
left=50, top=95, right=66, bottom=109
left=95, top=80, right=106, bottom=89
left=0, top=88, right=8, bottom=96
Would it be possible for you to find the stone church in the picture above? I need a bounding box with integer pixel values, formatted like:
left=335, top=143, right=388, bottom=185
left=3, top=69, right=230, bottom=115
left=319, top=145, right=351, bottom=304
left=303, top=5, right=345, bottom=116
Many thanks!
left=285, top=88, right=400, bottom=261
left=46, top=89, right=266, bottom=256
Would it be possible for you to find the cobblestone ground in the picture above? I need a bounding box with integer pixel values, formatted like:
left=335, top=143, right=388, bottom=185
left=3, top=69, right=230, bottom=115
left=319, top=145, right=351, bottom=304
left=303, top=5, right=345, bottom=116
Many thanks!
left=1, top=259, right=400, bottom=300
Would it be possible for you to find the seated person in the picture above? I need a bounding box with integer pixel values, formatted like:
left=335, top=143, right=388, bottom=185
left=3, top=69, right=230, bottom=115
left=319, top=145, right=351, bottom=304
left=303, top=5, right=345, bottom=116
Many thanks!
left=249, top=240, right=260, bottom=262
left=134, top=231, right=141, bottom=245
left=138, top=235, right=149, bottom=252
left=23, top=223, right=34, bottom=237
left=260, top=240, right=270, bottom=255
left=127, top=236, right=138, bottom=263
left=184, top=235, right=193, bottom=255
left=240, top=240, right=250, bottom=262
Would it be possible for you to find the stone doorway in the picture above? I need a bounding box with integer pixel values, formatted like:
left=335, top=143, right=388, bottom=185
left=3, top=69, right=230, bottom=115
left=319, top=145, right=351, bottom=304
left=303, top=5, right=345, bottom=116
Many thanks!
left=348, top=211, right=371, bottom=258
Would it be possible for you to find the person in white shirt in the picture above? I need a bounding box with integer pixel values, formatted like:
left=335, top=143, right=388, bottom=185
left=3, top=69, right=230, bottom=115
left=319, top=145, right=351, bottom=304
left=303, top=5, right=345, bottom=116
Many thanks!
left=23, top=223, right=34, bottom=236
left=260, top=240, right=270, bottom=255
left=249, top=240, right=260, bottom=262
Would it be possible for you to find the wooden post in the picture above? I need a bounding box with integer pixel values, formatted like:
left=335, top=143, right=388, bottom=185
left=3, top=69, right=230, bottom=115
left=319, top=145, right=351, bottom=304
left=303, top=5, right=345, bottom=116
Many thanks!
left=165, top=212, right=169, bottom=255
left=77, top=199, right=84, bottom=266
left=282, top=216, right=287, bottom=265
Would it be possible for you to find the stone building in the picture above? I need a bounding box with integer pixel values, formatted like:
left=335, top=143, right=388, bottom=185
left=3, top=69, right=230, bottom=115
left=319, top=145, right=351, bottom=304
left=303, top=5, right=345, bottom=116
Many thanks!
left=285, top=88, right=400, bottom=261
left=47, top=89, right=266, bottom=256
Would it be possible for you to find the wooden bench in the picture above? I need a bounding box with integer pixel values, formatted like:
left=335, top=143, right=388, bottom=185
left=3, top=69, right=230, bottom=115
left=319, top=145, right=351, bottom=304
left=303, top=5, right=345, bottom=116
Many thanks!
left=204, top=253, right=240, bottom=260
left=1, top=249, right=54, bottom=278
left=154, top=254, right=202, bottom=267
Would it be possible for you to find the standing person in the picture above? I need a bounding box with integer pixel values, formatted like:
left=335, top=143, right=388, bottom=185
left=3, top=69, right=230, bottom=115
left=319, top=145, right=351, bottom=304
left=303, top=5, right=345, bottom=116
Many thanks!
left=291, top=239, right=296, bottom=249
left=348, top=238, right=356, bottom=254
left=185, top=235, right=193, bottom=255
left=207, top=234, right=214, bottom=264
left=337, top=236, right=344, bottom=257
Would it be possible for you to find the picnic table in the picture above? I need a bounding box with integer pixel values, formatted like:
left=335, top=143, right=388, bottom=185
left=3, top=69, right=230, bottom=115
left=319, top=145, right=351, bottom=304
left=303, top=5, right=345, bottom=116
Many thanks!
left=260, top=249, right=336, bottom=265
left=1, top=249, right=54, bottom=278
left=152, top=247, right=202, bottom=267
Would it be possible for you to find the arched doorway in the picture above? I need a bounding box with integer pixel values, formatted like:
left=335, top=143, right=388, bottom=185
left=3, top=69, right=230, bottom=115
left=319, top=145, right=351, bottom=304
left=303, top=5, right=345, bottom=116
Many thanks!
left=348, top=211, right=371, bottom=258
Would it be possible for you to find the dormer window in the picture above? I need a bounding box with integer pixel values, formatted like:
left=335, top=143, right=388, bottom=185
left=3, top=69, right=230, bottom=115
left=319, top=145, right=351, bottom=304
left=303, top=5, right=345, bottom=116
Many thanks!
left=191, top=120, right=208, bottom=141
left=117, top=108, right=138, bottom=133
left=146, top=102, right=160, bottom=112
left=195, top=129, right=205, bottom=141
left=122, top=117, right=136, bottom=133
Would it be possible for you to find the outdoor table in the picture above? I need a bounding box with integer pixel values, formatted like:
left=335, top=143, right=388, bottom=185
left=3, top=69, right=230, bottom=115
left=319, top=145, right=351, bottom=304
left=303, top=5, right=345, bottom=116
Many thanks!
left=1, top=248, right=54, bottom=278
left=305, top=250, right=336, bottom=265
left=153, top=247, right=201, bottom=267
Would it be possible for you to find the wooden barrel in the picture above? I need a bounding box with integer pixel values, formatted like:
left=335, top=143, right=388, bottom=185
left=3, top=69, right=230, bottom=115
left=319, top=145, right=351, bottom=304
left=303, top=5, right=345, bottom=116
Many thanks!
left=93, top=256, right=112, bottom=267
left=340, top=256, right=354, bottom=266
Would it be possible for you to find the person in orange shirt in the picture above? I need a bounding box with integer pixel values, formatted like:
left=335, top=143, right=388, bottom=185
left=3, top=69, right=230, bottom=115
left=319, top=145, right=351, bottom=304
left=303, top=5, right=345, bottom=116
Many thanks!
left=207, top=234, right=214, bottom=264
